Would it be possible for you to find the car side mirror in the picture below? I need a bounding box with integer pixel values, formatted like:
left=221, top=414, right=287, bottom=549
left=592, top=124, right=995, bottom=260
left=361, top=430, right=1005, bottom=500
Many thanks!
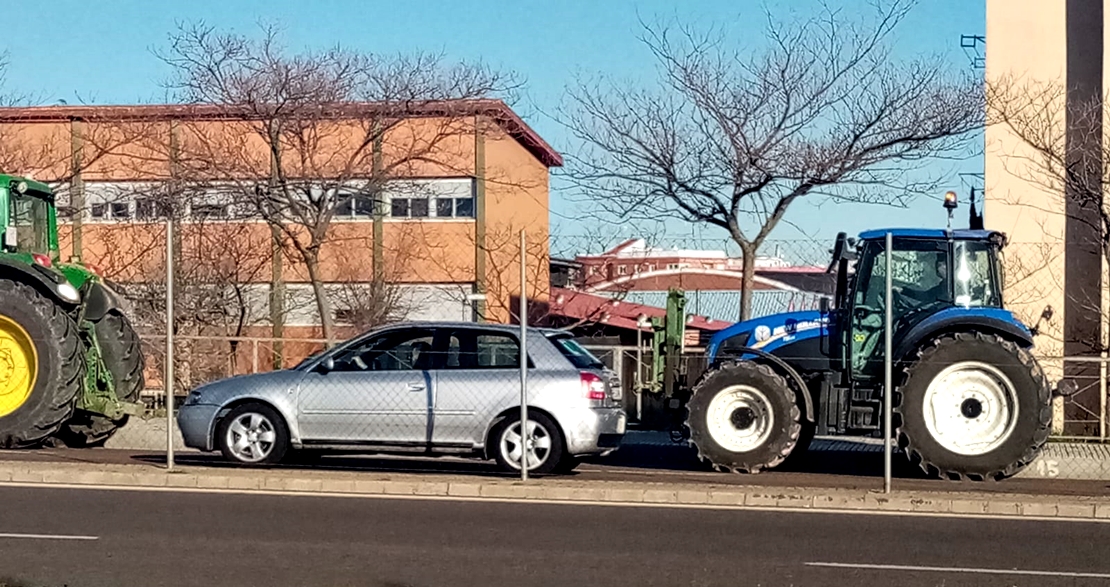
left=317, top=357, right=335, bottom=374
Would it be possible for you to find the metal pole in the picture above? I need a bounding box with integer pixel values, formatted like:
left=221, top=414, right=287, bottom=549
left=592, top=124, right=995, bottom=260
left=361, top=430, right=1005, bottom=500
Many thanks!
left=883, top=231, right=893, bottom=493
left=165, top=217, right=175, bottom=472
left=519, top=229, right=528, bottom=481
left=1100, top=358, right=1107, bottom=441
left=636, top=329, right=643, bottom=422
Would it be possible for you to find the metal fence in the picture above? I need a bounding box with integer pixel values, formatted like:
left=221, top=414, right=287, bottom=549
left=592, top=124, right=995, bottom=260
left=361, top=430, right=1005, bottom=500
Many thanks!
left=50, top=231, right=1110, bottom=487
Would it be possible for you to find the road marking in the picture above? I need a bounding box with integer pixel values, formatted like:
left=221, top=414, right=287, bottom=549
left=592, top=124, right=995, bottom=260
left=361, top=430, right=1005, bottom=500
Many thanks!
left=1, top=480, right=1107, bottom=524
left=806, top=562, right=1110, bottom=579
left=0, top=532, right=98, bottom=541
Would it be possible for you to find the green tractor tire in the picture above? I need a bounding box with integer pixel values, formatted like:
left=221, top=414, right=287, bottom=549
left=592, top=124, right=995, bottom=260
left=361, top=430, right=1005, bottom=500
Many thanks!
left=0, top=279, right=84, bottom=448
left=57, top=310, right=146, bottom=448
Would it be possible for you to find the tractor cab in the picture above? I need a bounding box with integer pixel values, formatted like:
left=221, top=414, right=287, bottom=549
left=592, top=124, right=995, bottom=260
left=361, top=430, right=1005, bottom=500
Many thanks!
left=826, top=228, right=1010, bottom=382
left=0, top=176, right=58, bottom=260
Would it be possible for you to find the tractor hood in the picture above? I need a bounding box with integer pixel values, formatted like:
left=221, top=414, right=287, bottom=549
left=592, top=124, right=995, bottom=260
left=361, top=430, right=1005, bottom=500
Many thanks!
left=707, top=310, right=829, bottom=361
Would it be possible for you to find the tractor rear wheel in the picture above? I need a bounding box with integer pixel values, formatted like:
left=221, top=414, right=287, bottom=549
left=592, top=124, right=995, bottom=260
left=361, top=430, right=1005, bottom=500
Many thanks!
left=57, top=310, right=146, bottom=448
left=0, top=279, right=83, bottom=448
left=895, top=332, right=1051, bottom=481
left=685, top=361, right=801, bottom=473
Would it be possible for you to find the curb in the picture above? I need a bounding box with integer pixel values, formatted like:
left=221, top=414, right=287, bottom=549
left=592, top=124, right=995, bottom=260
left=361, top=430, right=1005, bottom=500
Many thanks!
left=0, top=461, right=1108, bottom=521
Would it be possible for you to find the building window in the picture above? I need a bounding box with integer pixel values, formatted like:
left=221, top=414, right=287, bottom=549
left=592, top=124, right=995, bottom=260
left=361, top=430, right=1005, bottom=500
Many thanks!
left=667, top=263, right=680, bottom=270
left=617, top=265, right=627, bottom=275
left=135, top=198, right=171, bottom=220
left=334, top=195, right=376, bottom=219
left=387, top=178, right=475, bottom=219
left=191, top=203, right=229, bottom=220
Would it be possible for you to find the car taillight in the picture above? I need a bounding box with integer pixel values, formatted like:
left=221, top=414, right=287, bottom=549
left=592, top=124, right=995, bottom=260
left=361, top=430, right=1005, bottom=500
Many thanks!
left=580, top=372, right=607, bottom=401
left=31, top=253, right=52, bottom=268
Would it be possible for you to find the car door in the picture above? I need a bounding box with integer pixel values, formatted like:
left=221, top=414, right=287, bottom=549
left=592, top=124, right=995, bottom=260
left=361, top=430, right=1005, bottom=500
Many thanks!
left=297, top=327, right=436, bottom=445
left=431, top=328, right=524, bottom=447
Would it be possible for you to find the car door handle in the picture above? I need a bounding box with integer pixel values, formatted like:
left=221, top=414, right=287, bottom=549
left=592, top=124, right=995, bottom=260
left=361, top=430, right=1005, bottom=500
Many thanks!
left=407, top=383, right=426, bottom=392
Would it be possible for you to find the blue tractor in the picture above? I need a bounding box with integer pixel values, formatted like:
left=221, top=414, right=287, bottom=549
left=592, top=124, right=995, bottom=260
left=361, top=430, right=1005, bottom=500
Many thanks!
left=681, top=225, right=1060, bottom=481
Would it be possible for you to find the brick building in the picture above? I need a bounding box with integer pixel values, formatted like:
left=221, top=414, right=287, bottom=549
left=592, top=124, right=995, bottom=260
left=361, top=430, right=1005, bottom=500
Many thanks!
left=0, top=101, right=560, bottom=344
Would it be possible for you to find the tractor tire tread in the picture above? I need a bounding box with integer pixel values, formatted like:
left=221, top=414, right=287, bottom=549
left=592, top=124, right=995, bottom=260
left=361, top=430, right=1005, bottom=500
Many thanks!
left=0, top=279, right=84, bottom=448
left=686, top=361, right=801, bottom=474
left=57, top=310, right=146, bottom=448
left=895, top=331, right=1051, bottom=481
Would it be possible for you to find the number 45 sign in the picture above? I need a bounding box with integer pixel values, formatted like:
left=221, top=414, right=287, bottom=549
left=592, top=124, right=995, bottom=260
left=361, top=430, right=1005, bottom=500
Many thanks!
left=1034, top=458, right=1060, bottom=478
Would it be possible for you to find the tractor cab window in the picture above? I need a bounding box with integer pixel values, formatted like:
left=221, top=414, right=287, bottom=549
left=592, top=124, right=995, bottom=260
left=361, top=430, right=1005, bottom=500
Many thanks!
left=953, top=240, right=1002, bottom=308
left=9, top=192, right=51, bottom=255
left=850, top=238, right=949, bottom=377
left=856, top=239, right=950, bottom=312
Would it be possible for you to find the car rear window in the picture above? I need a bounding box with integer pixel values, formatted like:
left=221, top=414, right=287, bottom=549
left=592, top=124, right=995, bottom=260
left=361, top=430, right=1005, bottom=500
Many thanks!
left=547, top=334, right=606, bottom=369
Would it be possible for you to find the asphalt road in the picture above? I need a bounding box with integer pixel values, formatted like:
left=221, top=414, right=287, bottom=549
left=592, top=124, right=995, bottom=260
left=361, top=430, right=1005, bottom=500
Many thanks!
left=1, top=486, right=1109, bottom=587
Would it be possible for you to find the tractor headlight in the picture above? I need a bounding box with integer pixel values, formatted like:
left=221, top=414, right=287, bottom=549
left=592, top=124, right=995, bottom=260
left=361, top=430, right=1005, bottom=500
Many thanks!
left=57, top=282, right=80, bottom=303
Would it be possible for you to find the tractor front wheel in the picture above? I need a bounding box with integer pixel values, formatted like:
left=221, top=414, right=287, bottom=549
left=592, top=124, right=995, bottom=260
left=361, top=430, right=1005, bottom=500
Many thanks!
left=0, top=279, right=84, bottom=448
left=685, top=361, right=801, bottom=473
left=896, top=332, right=1051, bottom=481
left=57, top=310, right=146, bottom=448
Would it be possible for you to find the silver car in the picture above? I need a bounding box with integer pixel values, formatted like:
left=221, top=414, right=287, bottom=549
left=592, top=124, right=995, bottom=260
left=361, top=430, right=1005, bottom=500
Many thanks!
left=177, top=322, right=626, bottom=474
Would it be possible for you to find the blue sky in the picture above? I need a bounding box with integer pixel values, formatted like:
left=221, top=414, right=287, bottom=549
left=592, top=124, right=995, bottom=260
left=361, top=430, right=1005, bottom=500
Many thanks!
left=3, top=0, right=984, bottom=256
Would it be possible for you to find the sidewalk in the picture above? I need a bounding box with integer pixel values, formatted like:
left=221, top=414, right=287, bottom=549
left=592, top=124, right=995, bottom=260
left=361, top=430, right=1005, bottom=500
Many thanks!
left=0, top=454, right=1107, bottom=522
left=106, top=419, right=1110, bottom=482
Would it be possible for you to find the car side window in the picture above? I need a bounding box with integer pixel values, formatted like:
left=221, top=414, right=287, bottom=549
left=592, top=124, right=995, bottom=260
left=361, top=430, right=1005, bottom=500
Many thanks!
left=440, top=329, right=524, bottom=369
left=330, top=329, right=436, bottom=372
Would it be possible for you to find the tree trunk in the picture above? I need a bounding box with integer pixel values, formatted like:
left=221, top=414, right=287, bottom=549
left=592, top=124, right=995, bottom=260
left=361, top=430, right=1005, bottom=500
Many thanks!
left=739, top=243, right=757, bottom=322
left=304, top=254, right=336, bottom=347
left=269, top=225, right=286, bottom=369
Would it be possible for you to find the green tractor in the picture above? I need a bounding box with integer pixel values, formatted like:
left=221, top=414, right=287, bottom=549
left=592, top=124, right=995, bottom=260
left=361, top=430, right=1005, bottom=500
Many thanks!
left=0, top=174, right=145, bottom=448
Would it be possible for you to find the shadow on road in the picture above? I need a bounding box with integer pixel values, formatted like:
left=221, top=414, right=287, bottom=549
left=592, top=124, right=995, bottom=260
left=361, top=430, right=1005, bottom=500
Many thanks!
left=2, top=440, right=1107, bottom=496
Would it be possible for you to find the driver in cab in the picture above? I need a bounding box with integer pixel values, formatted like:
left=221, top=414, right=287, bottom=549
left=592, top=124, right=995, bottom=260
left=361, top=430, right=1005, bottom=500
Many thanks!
left=895, top=255, right=947, bottom=306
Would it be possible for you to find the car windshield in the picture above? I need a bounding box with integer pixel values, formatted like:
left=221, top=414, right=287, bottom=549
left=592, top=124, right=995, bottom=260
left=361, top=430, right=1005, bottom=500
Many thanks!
left=546, top=333, right=606, bottom=369
left=9, top=191, right=52, bottom=255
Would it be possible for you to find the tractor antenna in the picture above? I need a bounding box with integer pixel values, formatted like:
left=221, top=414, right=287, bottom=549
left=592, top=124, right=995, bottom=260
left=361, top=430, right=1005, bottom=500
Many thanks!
left=943, top=191, right=958, bottom=230
left=968, top=187, right=984, bottom=230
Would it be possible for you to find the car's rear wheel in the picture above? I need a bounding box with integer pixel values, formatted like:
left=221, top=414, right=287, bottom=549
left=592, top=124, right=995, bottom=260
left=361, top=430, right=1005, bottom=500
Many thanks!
left=216, top=403, right=289, bottom=465
left=492, top=411, right=567, bottom=475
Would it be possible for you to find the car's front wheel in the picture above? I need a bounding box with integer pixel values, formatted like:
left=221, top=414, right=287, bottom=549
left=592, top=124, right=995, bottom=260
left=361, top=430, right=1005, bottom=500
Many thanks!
left=216, top=403, right=290, bottom=465
left=492, top=411, right=567, bottom=475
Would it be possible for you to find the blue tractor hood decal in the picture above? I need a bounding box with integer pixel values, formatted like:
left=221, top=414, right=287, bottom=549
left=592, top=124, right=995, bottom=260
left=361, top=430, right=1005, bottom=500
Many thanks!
left=708, top=310, right=829, bottom=361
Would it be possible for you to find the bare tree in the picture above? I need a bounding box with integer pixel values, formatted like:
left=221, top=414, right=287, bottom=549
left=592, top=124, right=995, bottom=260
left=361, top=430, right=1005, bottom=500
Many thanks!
left=986, top=76, right=1110, bottom=435
left=560, top=1, right=983, bottom=320
left=157, top=21, right=518, bottom=344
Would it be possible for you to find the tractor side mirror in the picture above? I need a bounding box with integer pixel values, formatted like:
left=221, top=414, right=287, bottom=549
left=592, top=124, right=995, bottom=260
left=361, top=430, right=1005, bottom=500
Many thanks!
left=1030, top=305, right=1055, bottom=336
left=1054, top=378, right=1080, bottom=398
left=820, top=296, right=831, bottom=314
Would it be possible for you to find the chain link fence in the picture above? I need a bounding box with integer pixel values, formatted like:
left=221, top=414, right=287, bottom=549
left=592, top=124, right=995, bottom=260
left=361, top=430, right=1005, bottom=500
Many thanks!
left=35, top=233, right=1110, bottom=484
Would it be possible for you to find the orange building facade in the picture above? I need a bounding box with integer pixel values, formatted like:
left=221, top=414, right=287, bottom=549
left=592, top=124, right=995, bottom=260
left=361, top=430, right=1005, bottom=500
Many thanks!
left=0, top=101, right=560, bottom=341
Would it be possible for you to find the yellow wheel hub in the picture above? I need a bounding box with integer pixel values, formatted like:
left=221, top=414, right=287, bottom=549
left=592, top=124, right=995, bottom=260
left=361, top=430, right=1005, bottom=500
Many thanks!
left=0, top=314, right=37, bottom=418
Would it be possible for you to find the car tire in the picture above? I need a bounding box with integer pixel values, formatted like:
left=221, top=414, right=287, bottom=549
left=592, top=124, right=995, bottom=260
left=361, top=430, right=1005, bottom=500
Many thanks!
left=491, top=411, right=567, bottom=475
left=216, top=403, right=290, bottom=465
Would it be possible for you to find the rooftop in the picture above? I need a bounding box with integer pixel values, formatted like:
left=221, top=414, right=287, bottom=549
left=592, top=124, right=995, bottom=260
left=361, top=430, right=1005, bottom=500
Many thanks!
left=0, top=99, right=563, bottom=168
